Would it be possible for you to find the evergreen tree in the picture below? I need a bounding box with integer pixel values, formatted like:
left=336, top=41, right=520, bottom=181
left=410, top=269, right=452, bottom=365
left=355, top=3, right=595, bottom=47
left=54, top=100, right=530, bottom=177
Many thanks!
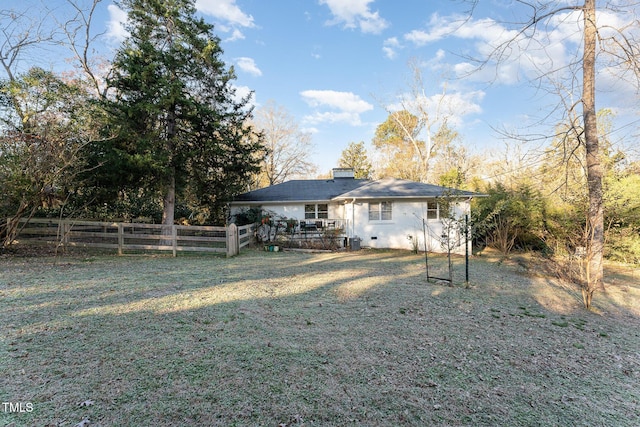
left=102, top=0, right=263, bottom=224
left=338, top=141, right=373, bottom=179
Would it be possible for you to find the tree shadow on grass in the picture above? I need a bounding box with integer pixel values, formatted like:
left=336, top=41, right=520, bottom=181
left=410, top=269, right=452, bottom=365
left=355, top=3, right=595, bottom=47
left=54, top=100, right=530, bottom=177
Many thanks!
left=2, top=249, right=640, bottom=426
left=3, top=250, right=434, bottom=425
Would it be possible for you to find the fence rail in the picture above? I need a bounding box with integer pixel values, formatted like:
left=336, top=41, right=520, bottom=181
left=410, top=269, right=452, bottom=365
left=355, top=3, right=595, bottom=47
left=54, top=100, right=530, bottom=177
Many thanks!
left=5, top=218, right=255, bottom=257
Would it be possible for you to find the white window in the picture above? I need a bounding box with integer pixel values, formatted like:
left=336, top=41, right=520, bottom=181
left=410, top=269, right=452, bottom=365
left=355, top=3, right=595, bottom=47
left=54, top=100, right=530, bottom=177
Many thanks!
left=305, top=204, right=328, bottom=219
left=426, top=200, right=438, bottom=220
left=369, top=201, right=392, bottom=221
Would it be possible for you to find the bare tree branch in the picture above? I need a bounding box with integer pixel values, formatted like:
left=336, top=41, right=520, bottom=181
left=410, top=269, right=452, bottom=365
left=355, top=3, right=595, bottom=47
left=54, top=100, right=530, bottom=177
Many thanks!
left=55, top=0, right=111, bottom=98
left=0, top=6, right=59, bottom=81
left=252, top=100, right=317, bottom=186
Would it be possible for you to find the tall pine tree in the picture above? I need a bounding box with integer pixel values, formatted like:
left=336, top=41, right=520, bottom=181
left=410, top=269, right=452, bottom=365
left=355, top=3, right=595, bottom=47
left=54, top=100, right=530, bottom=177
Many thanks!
left=104, top=0, right=263, bottom=224
left=338, top=141, right=373, bottom=179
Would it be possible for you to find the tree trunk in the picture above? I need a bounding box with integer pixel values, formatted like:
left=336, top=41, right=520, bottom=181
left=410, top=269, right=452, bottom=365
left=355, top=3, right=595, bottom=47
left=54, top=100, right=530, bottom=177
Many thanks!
left=160, top=170, right=176, bottom=248
left=162, top=100, right=177, bottom=229
left=582, top=0, right=605, bottom=308
left=162, top=172, right=176, bottom=227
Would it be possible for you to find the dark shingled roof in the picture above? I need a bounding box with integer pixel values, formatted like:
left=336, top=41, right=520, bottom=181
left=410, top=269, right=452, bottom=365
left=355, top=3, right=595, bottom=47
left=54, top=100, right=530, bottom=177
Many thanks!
left=232, top=178, right=370, bottom=202
left=232, top=178, right=480, bottom=203
left=334, top=178, right=479, bottom=199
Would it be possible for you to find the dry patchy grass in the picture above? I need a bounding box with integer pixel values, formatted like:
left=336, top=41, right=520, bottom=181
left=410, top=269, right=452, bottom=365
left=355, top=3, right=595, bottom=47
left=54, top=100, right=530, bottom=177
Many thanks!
left=1, top=249, right=639, bottom=426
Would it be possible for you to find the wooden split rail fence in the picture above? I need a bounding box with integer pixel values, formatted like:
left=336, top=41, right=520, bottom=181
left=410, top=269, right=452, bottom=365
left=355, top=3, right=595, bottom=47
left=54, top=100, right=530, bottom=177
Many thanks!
left=5, top=218, right=255, bottom=257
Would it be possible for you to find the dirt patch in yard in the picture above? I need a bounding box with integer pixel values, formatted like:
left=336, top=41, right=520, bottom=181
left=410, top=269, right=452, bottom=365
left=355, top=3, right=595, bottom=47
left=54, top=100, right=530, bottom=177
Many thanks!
left=1, top=249, right=639, bottom=426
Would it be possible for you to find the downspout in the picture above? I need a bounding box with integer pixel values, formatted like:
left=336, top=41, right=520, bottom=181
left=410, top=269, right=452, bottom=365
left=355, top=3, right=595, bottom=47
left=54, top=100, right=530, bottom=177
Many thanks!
left=351, top=198, right=356, bottom=238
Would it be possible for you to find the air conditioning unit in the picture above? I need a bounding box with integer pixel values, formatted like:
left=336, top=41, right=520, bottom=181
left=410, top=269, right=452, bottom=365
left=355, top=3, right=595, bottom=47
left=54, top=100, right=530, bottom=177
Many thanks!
left=349, top=237, right=361, bottom=250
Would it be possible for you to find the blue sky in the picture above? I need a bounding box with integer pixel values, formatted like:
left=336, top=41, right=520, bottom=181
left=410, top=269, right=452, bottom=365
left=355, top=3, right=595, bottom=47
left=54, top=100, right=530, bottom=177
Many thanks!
left=4, top=0, right=639, bottom=174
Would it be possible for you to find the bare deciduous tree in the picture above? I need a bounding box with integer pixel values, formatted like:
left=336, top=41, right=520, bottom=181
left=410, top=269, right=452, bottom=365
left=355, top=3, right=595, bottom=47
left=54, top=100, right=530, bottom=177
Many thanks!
left=461, top=0, right=640, bottom=308
left=2, top=0, right=113, bottom=100
left=375, top=58, right=469, bottom=183
left=0, top=4, right=60, bottom=82
left=252, top=100, right=317, bottom=187
left=55, top=0, right=112, bottom=99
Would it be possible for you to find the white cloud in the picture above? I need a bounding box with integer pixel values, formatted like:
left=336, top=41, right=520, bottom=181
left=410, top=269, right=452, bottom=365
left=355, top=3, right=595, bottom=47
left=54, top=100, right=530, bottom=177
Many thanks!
left=408, top=9, right=637, bottom=91
left=300, top=90, right=373, bottom=126
left=402, top=13, right=583, bottom=85
left=301, top=90, right=373, bottom=113
left=304, top=111, right=363, bottom=125
left=302, top=126, right=320, bottom=134
left=433, top=49, right=446, bottom=62
left=196, top=0, right=255, bottom=41
left=383, top=37, right=401, bottom=60
left=195, top=0, right=255, bottom=28
left=226, top=28, right=246, bottom=42
left=106, top=1, right=254, bottom=43
left=384, top=37, right=400, bottom=47
left=438, top=91, right=485, bottom=126
left=404, top=14, right=519, bottom=48
left=382, top=47, right=395, bottom=60
left=235, top=57, right=262, bottom=77
left=319, top=0, right=389, bottom=34
left=106, top=4, right=128, bottom=42
left=232, top=85, right=257, bottom=109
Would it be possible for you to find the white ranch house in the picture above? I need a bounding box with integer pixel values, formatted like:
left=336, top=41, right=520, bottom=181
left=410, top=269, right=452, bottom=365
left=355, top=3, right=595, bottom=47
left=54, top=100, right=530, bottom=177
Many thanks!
left=230, top=169, right=480, bottom=254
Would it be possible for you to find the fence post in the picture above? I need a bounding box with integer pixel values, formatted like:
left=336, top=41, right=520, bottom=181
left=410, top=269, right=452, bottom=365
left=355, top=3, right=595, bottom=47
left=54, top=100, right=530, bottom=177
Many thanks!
left=63, top=220, right=70, bottom=251
left=226, top=223, right=238, bottom=257
left=172, top=225, right=178, bottom=257
left=118, top=223, right=124, bottom=256
left=465, top=214, right=469, bottom=286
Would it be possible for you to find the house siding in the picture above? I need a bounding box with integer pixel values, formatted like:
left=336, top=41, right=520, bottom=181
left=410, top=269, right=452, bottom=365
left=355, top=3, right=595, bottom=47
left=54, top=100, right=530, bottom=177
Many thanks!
left=230, top=203, right=346, bottom=223
left=351, top=200, right=470, bottom=254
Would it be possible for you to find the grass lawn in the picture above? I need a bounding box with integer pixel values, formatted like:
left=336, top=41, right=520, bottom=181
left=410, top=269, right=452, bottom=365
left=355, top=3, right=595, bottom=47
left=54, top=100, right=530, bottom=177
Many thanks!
left=1, top=248, right=639, bottom=426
